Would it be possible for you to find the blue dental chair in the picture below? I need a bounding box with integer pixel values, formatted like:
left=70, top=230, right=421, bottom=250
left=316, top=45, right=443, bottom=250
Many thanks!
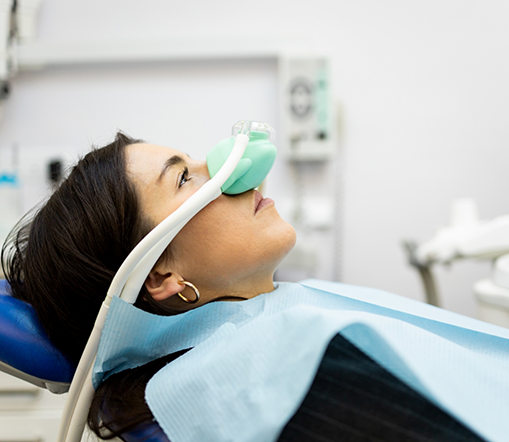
left=0, top=279, right=168, bottom=442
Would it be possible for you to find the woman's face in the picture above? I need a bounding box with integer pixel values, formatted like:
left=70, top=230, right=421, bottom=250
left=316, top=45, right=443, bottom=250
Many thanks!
left=126, top=143, right=296, bottom=310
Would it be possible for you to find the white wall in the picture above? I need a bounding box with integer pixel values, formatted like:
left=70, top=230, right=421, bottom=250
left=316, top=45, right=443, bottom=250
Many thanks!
left=2, top=0, right=509, bottom=318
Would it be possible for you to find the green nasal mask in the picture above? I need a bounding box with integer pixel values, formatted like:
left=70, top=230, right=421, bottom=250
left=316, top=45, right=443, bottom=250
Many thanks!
left=206, top=122, right=277, bottom=195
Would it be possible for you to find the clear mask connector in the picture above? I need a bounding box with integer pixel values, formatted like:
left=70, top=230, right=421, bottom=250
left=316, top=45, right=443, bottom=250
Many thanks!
left=232, top=120, right=275, bottom=142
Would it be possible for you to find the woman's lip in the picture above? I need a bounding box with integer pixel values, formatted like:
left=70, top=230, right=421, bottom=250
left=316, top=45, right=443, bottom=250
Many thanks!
left=254, top=190, right=274, bottom=214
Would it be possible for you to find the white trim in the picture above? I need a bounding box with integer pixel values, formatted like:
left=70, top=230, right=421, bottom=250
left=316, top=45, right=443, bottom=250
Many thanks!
left=16, top=37, right=318, bottom=69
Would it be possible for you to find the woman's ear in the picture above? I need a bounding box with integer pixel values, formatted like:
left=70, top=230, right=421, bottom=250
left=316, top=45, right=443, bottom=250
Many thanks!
left=145, top=270, right=184, bottom=301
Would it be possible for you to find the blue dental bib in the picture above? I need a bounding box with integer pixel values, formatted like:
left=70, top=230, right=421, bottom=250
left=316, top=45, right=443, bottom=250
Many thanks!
left=94, top=280, right=509, bottom=442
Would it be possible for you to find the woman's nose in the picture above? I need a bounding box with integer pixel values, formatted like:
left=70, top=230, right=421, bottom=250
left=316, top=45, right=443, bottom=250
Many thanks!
left=197, top=160, right=211, bottom=180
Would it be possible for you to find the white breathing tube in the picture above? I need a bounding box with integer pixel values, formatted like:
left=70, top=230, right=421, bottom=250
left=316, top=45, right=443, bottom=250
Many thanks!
left=57, top=126, right=251, bottom=442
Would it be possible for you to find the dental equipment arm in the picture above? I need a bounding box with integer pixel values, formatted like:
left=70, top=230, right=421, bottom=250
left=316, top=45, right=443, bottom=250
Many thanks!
left=405, top=198, right=509, bottom=307
left=403, top=241, right=441, bottom=307
left=415, top=215, right=509, bottom=265
left=57, top=120, right=277, bottom=442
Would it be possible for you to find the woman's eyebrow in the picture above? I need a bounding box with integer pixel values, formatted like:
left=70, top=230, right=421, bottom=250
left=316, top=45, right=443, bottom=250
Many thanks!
left=157, top=155, right=186, bottom=183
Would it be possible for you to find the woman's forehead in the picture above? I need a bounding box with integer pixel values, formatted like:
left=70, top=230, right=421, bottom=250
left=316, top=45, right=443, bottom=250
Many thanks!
left=126, top=143, right=184, bottom=176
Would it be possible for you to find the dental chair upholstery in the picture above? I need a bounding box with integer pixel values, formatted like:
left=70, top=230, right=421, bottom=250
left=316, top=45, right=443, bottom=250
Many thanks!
left=0, top=279, right=168, bottom=442
left=0, top=279, right=74, bottom=392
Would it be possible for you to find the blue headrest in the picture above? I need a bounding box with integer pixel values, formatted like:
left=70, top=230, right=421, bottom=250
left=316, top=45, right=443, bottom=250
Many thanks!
left=0, top=279, right=169, bottom=441
left=0, top=279, right=75, bottom=391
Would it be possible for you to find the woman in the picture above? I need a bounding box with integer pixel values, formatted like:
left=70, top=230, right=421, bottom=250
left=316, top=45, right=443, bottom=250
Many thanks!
left=1, top=133, right=497, bottom=441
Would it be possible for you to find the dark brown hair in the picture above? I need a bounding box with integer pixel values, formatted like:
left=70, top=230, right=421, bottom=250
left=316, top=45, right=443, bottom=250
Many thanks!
left=1, top=132, right=167, bottom=438
left=1, top=132, right=151, bottom=363
left=89, top=349, right=188, bottom=440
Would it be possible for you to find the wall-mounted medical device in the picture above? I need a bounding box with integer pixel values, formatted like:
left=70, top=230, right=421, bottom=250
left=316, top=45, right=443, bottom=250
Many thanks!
left=276, top=56, right=339, bottom=282
left=279, top=56, right=334, bottom=161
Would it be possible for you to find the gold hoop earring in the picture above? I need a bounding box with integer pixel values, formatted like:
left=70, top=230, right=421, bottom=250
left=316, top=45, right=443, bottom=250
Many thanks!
left=177, top=280, right=200, bottom=304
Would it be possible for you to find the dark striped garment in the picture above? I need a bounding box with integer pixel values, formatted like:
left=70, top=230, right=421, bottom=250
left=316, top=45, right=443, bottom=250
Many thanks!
left=278, top=333, right=485, bottom=442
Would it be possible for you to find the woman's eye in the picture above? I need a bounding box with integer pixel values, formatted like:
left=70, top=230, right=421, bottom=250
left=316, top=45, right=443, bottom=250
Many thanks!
left=179, top=167, right=191, bottom=188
